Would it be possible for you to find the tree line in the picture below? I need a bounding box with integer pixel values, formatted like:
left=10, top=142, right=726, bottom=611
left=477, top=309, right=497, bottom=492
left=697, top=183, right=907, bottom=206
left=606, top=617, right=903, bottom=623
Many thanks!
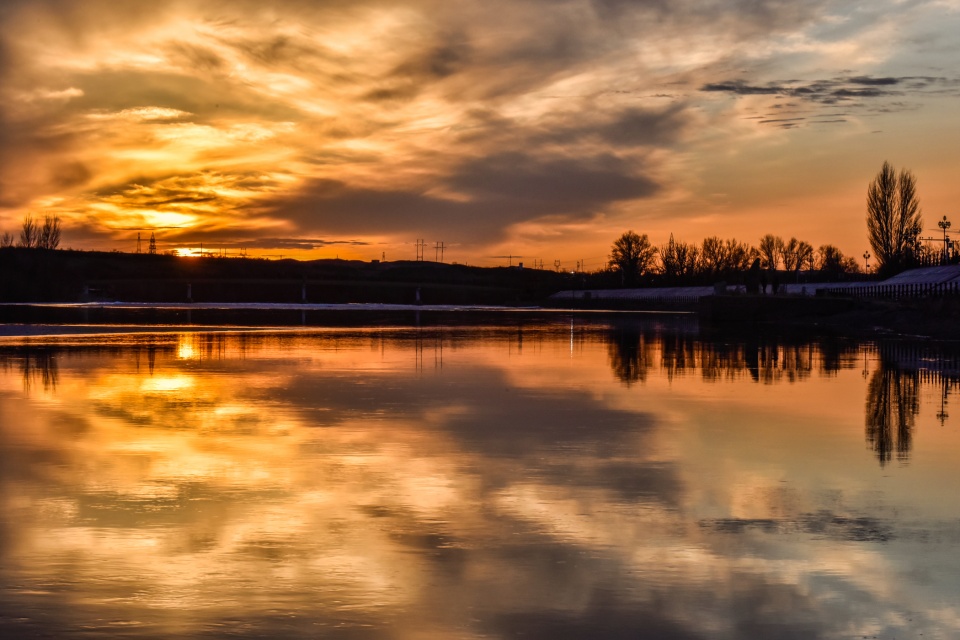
left=608, top=161, right=934, bottom=287
left=1, top=214, right=62, bottom=250
left=607, top=231, right=860, bottom=287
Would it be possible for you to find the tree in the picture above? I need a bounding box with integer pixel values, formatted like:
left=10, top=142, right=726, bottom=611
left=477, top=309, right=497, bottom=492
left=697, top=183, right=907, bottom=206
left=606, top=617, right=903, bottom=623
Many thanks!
left=658, top=234, right=698, bottom=282
left=782, top=238, right=815, bottom=279
left=796, top=241, right=815, bottom=271
left=818, top=244, right=859, bottom=276
left=609, top=230, right=656, bottom=286
left=698, top=236, right=755, bottom=277
left=698, top=236, right=726, bottom=275
left=19, top=214, right=38, bottom=248
left=0, top=232, right=13, bottom=248
left=723, top=238, right=756, bottom=272
left=38, top=215, right=62, bottom=250
left=866, top=161, right=922, bottom=275
left=758, top=234, right=784, bottom=270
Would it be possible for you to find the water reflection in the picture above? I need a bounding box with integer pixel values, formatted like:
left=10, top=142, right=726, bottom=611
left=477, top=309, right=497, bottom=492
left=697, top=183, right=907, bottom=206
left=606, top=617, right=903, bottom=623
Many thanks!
left=1, top=320, right=959, bottom=639
left=609, top=322, right=853, bottom=384
left=4, top=349, right=60, bottom=392
left=865, top=366, right=918, bottom=465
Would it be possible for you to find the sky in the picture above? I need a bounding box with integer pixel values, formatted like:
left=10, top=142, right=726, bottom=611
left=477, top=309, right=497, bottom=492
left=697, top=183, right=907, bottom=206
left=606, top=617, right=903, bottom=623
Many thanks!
left=1, top=0, right=959, bottom=267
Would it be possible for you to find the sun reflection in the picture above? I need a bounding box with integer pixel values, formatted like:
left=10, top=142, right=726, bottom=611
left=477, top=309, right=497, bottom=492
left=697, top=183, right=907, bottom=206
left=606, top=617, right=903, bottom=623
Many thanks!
left=177, top=338, right=197, bottom=359
left=140, top=374, right=194, bottom=393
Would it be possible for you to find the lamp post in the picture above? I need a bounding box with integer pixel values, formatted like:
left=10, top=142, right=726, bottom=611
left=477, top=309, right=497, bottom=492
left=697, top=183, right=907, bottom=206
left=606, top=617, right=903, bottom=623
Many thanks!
left=863, top=251, right=870, bottom=272
left=938, top=215, right=951, bottom=264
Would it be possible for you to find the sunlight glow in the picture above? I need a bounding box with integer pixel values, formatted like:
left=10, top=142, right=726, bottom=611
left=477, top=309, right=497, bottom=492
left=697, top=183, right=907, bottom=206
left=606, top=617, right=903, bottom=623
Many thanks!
left=141, top=375, right=195, bottom=393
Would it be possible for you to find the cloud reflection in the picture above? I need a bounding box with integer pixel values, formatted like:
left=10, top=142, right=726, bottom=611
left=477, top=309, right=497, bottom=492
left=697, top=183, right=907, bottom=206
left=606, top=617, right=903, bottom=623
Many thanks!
left=1, top=323, right=960, bottom=638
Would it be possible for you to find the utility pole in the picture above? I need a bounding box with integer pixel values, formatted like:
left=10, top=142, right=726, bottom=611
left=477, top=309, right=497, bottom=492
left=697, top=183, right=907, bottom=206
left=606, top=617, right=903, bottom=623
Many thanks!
left=137, top=233, right=142, bottom=254
left=554, top=259, right=561, bottom=272
left=435, top=241, right=445, bottom=262
left=416, top=239, right=425, bottom=261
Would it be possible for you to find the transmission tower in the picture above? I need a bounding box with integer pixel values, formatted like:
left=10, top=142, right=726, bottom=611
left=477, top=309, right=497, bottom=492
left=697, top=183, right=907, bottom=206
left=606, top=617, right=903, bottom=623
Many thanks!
left=148, top=232, right=157, bottom=255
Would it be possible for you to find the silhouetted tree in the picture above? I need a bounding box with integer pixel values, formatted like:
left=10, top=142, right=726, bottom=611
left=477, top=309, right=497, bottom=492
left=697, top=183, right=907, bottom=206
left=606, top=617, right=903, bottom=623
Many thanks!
left=698, top=236, right=726, bottom=276
left=609, top=230, right=656, bottom=286
left=796, top=240, right=815, bottom=271
left=725, top=238, right=756, bottom=272
left=758, top=234, right=784, bottom=270
left=867, top=161, right=922, bottom=275
left=0, top=232, right=13, bottom=248
left=781, top=237, right=815, bottom=281
left=18, top=214, right=39, bottom=248
left=38, top=215, right=62, bottom=250
left=659, top=234, right=698, bottom=282
left=817, top=244, right=859, bottom=276
left=696, top=236, right=755, bottom=279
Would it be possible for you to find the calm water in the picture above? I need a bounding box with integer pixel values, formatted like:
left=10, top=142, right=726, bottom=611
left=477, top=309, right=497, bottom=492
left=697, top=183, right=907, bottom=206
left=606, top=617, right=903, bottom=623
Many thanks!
left=2, top=315, right=960, bottom=639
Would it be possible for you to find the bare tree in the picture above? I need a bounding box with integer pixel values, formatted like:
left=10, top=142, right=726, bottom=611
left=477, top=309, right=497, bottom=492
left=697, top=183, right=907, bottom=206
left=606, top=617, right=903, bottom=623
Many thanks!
left=782, top=238, right=799, bottom=271
left=782, top=237, right=815, bottom=277
left=698, top=236, right=755, bottom=276
left=724, top=238, right=756, bottom=272
left=659, top=234, right=698, bottom=281
left=19, top=214, right=39, bottom=248
left=795, top=240, right=815, bottom=271
left=609, top=230, right=656, bottom=286
left=0, top=232, right=14, bottom=248
left=758, top=234, right=784, bottom=270
left=38, top=215, right=62, bottom=249
left=867, top=161, right=922, bottom=274
left=698, top=236, right=726, bottom=275
left=818, top=244, right=859, bottom=275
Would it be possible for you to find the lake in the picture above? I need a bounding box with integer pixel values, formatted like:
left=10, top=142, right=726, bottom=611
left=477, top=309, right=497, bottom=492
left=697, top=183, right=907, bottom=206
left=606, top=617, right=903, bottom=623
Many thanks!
left=1, top=312, right=959, bottom=639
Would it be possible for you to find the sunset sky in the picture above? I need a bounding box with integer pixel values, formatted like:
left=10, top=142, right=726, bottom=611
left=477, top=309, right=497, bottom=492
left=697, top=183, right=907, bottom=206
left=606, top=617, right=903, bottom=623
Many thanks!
left=1, top=0, right=959, bottom=267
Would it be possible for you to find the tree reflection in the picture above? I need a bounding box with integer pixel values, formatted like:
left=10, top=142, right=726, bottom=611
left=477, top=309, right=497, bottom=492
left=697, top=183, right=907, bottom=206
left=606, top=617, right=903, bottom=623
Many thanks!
left=20, top=351, right=59, bottom=392
left=607, top=326, right=649, bottom=385
left=609, top=329, right=849, bottom=385
left=865, top=365, right=918, bottom=466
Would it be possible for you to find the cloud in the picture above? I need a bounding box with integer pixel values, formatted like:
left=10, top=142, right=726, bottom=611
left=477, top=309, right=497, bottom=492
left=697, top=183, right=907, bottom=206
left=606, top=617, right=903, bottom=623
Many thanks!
left=266, top=151, right=660, bottom=243
left=2, top=0, right=959, bottom=257
left=701, top=74, right=953, bottom=103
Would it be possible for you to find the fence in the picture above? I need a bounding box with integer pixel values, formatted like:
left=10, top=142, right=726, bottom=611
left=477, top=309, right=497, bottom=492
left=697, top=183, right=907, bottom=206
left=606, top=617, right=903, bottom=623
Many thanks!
left=820, top=282, right=960, bottom=300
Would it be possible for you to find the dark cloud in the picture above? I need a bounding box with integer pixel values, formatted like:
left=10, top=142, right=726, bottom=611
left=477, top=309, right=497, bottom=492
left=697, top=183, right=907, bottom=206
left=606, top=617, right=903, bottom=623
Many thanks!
left=698, top=74, right=959, bottom=125
left=269, top=151, right=659, bottom=242
left=847, top=75, right=901, bottom=86
left=524, top=104, right=693, bottom=148
left=233, top=236, right=369, bottom=249
left=701, top=75, right=950, bottom=106
left=702, top=82, right=782, bottom=95
left=449, top=152, right=657, bottom=203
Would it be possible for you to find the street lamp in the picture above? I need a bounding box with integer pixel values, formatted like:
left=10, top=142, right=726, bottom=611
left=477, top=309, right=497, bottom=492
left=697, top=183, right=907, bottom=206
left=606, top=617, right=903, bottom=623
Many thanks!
left=938, top=215, right=952, bottom=264
left=863, top=250, right=870, bottom=272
